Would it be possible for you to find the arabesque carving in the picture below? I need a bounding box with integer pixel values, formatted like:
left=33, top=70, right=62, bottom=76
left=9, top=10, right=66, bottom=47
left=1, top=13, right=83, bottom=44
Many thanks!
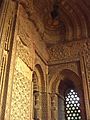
left=16, top=37, right=34, bottom=69
left=48, top=41, right=89, bottom=62
left=10, top=57, right=32, bottom=120
left=4, top=10, right=15, bottom=51
left=0, top=1, right=18, bottom=119
left=86, top=42, right=90, bottom=81
left=10, top=69, right=31, bottom=120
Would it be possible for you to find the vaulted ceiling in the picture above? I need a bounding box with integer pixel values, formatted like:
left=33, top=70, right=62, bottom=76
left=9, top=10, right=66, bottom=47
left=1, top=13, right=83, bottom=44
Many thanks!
left=19, top=0, right=90, bottom=45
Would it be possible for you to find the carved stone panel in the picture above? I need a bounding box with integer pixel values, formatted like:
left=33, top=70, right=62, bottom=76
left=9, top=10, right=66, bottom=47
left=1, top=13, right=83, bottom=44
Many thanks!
left=51, top=94, right=58, bottom=120
left=10, top=57, right=32, bottom=120
left=16, top=36, right=34, bottom=70
left=48, top=41, right=88, bottom=62
left=48, top=61, right=81, bottom=83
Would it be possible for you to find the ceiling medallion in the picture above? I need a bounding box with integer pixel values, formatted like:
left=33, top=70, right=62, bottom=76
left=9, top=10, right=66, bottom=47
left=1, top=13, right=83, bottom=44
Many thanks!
left=51, top=0, right=60, bottom=20
left=45, top=0, right=61, bottom=31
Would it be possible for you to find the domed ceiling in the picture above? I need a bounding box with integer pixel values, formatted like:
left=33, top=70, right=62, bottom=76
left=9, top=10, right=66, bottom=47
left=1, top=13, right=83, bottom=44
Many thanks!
left=19, top=0, right=90, bottom=45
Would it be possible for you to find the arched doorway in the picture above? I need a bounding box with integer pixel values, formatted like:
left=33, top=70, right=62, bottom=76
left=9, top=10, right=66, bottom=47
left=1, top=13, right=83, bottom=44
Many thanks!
left=50, top=69, right=87, bottom=120
left=58, top=79, right=82, bottom=120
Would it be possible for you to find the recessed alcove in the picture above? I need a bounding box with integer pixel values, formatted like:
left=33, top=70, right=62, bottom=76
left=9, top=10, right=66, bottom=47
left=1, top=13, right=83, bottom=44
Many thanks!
left=58, top=70, right=86, bottom=120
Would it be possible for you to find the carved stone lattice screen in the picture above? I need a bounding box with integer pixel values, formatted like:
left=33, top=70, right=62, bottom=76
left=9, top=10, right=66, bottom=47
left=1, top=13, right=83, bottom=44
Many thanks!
left=65, top=89, right=82, bottom=120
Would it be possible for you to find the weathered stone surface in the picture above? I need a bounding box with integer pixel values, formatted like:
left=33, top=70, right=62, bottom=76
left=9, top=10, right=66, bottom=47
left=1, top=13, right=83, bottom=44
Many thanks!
left=0, top=0, right=90, bottom=120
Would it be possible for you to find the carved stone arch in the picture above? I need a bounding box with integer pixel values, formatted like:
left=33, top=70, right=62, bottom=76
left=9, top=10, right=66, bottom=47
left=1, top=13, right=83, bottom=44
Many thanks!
left=55, top=69, right=82, bottom=94
left=49, top=69, right=80, bottom=92
left=33, top=64, right=46, bottom=120
left=49, top=70, right=60, bottom=93
left=34, top=64, right=45, bottom=92
left=49, top=69, right=87, bottom=120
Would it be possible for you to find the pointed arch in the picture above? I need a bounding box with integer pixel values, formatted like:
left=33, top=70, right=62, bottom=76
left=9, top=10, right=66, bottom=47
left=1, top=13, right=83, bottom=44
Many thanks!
left=49, top=68, right=86, bottom=120
left=34, top=64, right=45, bottom=92
left=32, top=64, right=46, bottom=120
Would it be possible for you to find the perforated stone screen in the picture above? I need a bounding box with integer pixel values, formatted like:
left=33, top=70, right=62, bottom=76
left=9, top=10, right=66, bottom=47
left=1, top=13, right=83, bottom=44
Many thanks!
left=65, top=89, right=82, bottom=120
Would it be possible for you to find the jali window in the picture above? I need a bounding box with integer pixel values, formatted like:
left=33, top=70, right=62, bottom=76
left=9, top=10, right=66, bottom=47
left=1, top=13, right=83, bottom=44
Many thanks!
left=65, top=89, right=82, bottom=120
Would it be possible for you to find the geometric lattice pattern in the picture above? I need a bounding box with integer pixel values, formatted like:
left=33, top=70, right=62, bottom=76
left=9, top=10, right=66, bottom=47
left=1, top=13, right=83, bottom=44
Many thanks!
left=10, top=69, right=31, bottom=120
left=65, top=89, right=82, bottom=120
